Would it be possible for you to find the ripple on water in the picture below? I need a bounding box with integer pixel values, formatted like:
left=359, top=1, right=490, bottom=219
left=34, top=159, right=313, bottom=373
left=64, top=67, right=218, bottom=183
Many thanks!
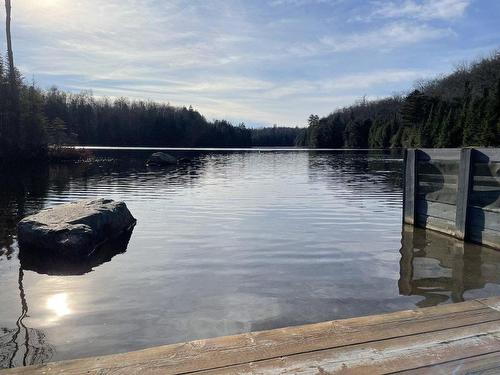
left=2, top=150, right=498, bottom=368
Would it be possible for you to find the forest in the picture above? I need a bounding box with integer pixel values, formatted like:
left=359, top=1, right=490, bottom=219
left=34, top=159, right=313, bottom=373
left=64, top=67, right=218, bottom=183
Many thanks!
left=0, top=55, right=304, bottom=161
left=297, top=51, right=500, bottom=148
left=0, top=0, right=294, bottom=162
left=1, top=45, right=499, bottom=161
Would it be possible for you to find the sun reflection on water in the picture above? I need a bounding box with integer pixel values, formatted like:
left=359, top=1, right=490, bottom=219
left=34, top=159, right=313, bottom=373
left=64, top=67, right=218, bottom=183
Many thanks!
left=46, top=293, right=71, bottom=318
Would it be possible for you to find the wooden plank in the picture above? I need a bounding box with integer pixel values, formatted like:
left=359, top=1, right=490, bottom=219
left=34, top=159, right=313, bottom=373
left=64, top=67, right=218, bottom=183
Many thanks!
left=474, top=149, right=500, bottom=163
left=469, top=206, right=500, bottom=231
left=474, top=162, right=500, bottom=178
left=469, top=225, right=500, bottom=250
left=455, top=148, right=473, bottom=240
left=398, top=225, right=415, bottom=296
left=398, top=351, right=500, bottom=374
left=415, top=199, right=456, bottom=221
left=3, top=300, right=499, bottom=375
left=417, top=148, right=461, bottom=161
left=418, top=173, right=458, bottom=184
left=473, top=185, right=500, bottom=192
left=417, top=160, right=459, bottom=175
left=196, top=322, right=500, bottom=375
left=415, top=213, right=456, bottom=235
left=470, top=191, right=500, bottom=212
left=417, top=181, right=458, bottom=194
left=416, top=189, right=457, bottom=205
left=473, top=175, right=500, bottom=187
left=478, top=296, right=500, bottom=311
left=403, top=149, right=417, bottom=225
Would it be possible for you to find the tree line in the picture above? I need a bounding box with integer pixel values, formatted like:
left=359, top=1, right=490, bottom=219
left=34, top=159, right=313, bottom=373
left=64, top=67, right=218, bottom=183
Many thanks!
left=2, top=50, right=499, bottom=159
left=0, top=0, right=298, bottom=161
left=297, top=52, right=500, bottom=148
left=1, top=0, right=498, bottom=160
left=1, top=60, right=306, bottom=161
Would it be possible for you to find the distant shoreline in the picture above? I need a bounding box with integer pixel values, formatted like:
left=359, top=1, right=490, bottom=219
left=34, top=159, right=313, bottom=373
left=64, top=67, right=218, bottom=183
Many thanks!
left=70, top=145, right=393, bottom=152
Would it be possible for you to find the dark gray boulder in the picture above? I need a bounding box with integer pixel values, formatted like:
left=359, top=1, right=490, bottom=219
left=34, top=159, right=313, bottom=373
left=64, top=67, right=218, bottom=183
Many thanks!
left=19, top=227, right=134, bottom=275
left=146, top=152, right=178, bottom=166
left=17, top=198, right=136, bottom=258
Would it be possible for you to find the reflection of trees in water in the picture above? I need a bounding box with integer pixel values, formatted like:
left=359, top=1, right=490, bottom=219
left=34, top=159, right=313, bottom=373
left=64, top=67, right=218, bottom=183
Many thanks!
left=0, top=164, right=50, bottom=257
left=307, top=150, right=403, bottom=193
left=0, top=155, right=209, bottom=256
left=1, top=153, right=182, bottom=368
left=399, top=225, right=500, bottom=308
left=0, top=269, right=54, bottom=369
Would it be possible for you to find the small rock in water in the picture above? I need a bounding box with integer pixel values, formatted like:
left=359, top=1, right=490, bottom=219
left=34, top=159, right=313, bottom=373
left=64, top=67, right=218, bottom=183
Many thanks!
left=146, top=152, right=178, bottom=166
left=17, top=198, right=136, bottom=258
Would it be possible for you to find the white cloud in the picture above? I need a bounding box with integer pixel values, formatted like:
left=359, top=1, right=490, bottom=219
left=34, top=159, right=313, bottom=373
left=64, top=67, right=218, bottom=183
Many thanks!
left=370, top=0, right=471, bottom=21
left=269, top=0, right=339, bottom=6
left=320, top=22, right=455, bottom=52
left=1, top=0, right=484, bottom=126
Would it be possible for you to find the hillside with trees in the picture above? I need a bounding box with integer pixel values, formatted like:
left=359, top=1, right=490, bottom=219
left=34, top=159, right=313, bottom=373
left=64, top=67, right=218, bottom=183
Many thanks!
left=297, top=51, right=500, bottom=148
left=0, top=0, right=273, bottom=162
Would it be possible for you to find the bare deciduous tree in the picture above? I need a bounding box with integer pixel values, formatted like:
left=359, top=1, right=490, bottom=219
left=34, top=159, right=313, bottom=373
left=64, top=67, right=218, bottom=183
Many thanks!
left=4, top=0, right=19, bottom=110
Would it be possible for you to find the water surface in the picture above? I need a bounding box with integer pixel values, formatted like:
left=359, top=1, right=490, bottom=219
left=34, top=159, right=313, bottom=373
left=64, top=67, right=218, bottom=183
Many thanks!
left=1, top=149, right=499, bottom=368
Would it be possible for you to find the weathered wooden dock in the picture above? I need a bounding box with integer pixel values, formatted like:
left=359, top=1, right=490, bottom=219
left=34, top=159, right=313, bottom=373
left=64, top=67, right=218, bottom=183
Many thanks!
left=3, top=296, right=500, bottom=374
left=403, top=147, right=500, bottom=249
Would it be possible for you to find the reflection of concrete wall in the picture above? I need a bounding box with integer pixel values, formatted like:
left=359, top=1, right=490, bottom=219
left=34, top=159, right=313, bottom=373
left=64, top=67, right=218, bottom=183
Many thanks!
left=399, top=225, right=500, bottom=308
left=403, top=148, right=500, bottom=249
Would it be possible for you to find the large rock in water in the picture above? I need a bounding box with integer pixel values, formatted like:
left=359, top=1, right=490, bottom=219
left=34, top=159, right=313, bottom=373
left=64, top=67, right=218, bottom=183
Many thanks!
left=146, top=152, right=178, bottom=166
left=17, top=199, right=136, bottom=258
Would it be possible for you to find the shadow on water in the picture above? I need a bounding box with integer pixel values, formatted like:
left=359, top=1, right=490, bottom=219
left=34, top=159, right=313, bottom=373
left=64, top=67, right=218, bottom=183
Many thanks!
left=0, top=268, right=55, bottom=369
left=399, top=225, right=500, bottom=308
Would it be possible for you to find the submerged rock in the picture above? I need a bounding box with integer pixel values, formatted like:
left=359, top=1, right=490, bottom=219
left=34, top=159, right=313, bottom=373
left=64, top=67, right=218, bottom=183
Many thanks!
left=146, top=152, right=178, bottom=166
left=17, top=198, right=136, bottom=258
left=19, top=227, right=134, bottom=275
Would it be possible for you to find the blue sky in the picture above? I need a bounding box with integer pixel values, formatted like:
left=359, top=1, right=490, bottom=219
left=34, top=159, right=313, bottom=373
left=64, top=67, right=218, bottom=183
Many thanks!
left=2, top=0, right=500, bottom=126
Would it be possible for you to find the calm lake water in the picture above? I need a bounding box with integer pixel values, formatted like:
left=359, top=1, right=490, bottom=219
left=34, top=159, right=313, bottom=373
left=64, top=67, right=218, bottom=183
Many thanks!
left=1, top=149, right=499, bottom=368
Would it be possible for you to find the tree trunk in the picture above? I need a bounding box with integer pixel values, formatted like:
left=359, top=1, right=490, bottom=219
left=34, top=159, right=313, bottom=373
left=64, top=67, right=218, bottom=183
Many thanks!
left=4, top=0, right=20, bottom=139
left=5, top=0, right=16, bottom=89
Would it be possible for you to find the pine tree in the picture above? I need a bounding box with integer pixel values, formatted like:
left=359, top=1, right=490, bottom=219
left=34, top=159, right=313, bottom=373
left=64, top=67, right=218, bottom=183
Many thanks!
left=480, top=77, right=500, bottom=146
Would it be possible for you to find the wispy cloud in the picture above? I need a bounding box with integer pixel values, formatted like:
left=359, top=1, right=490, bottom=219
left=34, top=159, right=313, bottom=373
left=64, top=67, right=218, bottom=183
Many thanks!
left=268, top=0, right=340, bottom=7
left=320, top=22, right=455, bottom=52
left=369, top=0, right=471, bottom=21
left=2, top=0, right=496, bottom=126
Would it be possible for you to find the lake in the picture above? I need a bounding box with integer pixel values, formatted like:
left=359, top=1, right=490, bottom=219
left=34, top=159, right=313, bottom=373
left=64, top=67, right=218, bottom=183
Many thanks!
left=1, top=149, right=499, bottom=368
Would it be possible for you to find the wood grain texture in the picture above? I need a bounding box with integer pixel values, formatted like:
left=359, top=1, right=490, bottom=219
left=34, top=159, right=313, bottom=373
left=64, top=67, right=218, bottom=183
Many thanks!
left=417, top=160, right=459, bottom=176
left=474, top=162, right=500, bottom=178
left=415, top=199, right=456, bottom=221
left=455, top=148, right=473, bottom=240
left=415, top=213, right=456, bottom=235
left=196, top=324, right=500, bottom=375
left=469, top=207, right=500, bottom=231
left=470, top=191, right=500, bottom=212
left=403, top=149, right=417, bottom=225
left=416, top=189, right=458, bottom=205
left=416, top=148, right=461, bottom=161
left=393, top=351, right=500, bottom=375
left=3, top=298, right=500, bottom=375
left=469, top=225, right=500, bottom=249
left=474, top=149, right=500, bottom=163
